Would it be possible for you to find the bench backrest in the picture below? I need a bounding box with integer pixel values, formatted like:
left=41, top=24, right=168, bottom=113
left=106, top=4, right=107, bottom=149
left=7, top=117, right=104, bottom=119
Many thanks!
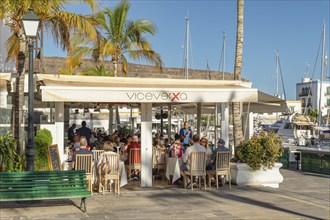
left=0, top=170, right=91, bottom=201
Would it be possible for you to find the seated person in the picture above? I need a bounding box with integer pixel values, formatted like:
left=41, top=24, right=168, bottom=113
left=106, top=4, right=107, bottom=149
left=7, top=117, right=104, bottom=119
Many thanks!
left=71, top=136, right=93, bottom=169
left=207, top=138, right=230, bottom=171
left=97, top=141, right=116, bottom=174
left=170, top=140, right=183, bottom=158
left=200, top=137, right=212, bottom=166
left=124, top=135, right=141, bottom=164
left=181, top=134, right=206, bottom=171
left=124, top=135, right=141, bottom=180
left=72, top=135, right=81, bottom=150
left=113, top=136, right=122, bottom=153
left=97, top=141, right=117, bottom=192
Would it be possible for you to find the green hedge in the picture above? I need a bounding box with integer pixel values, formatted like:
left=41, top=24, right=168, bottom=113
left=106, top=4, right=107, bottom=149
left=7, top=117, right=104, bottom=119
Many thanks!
left=34, top=129, right=53, bottom=171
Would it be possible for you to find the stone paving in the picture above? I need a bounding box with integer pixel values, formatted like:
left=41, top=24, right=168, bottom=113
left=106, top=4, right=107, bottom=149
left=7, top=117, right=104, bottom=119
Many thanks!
left=0, top=169, right=329, bottom=220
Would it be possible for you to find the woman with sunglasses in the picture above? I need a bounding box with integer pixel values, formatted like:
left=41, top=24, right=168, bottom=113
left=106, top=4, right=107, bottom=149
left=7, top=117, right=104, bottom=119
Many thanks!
left=200, top=137, right=212, bottom=166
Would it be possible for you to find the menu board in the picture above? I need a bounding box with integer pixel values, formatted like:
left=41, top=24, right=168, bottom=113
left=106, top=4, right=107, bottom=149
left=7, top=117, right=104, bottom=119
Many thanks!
left=48, top=144, right=62, bottom=171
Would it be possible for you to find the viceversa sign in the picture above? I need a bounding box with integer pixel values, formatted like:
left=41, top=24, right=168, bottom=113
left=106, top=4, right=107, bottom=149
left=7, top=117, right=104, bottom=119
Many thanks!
left=126, top=92, right=188, bottom=102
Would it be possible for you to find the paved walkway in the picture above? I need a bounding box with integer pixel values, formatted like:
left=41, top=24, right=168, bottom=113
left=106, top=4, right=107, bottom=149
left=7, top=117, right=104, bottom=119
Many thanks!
left=0, top=169, right=329, bottom=220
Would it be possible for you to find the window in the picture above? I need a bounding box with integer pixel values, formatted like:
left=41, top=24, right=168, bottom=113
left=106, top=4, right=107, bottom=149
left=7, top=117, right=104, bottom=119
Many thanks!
left=284, top=123, right=294, bottom=129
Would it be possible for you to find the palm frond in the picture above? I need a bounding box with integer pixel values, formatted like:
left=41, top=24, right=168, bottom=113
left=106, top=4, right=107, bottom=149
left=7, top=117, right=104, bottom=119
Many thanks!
left=121, top=55, right=128, bottom=77
left=53, top=11, right=97, bottom=39
left=5, top=34, right=20, bottom=62
left=129, top=49, right=163, bottom=70
left=82, top=0, right=98, bottom=12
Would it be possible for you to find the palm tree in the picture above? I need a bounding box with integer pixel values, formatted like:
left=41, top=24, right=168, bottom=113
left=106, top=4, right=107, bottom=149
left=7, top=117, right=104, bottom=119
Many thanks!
left=65, top=0, right=162, bottom=134
left=307, top=109, right=318, bottom=123
left=0, top=0, right=98, bottom=153
left=67, top=0, right=162, bottom=77
left=81, top=64, right=114, bottom=77
left=232, top=0, right=245, bottom=149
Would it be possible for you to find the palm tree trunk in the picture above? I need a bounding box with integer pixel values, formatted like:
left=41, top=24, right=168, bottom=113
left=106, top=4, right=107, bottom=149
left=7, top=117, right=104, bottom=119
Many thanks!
left=12, top=75, right=25, bottom=154
left=12, top=29, right=26, bottom=154
left=233, top=0, right=245, bottom=149
left=113, top=60, right=118, bottom=77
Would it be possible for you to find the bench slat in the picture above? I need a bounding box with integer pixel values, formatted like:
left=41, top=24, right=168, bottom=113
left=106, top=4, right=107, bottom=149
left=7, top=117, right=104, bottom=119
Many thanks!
left=0, top=171, right=85, bottom=178
left=0, top=170, right=84, bottom=175
left=1, top=187, right=89, bottom=196
left=0, top=180, right=86, bottom=187
left=0, top=185, right=88, bottom=192
left=0, top=173, right=86, bottom=179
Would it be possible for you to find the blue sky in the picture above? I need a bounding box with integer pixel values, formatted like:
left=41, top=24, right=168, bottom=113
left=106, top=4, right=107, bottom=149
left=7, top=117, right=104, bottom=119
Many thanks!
left=44, top=0, right=330, bottom=100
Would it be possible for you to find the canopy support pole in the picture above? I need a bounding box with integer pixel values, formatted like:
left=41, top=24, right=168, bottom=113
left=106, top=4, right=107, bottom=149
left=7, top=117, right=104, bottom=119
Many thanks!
left=168, top=103, right=172, bottom=142
left=141, top=103, right=153, bottom=187
left=197, top=102, right=202, bottom=137
left=221, top=103, right=229, bottom=150
left=55, top=102, right=65, bottom=163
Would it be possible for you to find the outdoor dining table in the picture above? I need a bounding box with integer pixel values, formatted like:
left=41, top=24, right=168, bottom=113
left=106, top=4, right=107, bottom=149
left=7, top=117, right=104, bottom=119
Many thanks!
left=166, top=157, right=183, bottom=183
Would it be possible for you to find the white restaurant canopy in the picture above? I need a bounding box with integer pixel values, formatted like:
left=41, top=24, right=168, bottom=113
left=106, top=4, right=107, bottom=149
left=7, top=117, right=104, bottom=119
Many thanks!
left=37, top=75, right=258, bottom=103
left=179, top=91, right=288, bottom=114
left=3, top=73, right=287, bottom=187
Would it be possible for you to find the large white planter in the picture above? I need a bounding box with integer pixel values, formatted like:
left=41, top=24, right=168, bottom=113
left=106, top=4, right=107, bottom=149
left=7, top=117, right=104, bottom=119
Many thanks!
left=230, top=162, right=283, bottom=188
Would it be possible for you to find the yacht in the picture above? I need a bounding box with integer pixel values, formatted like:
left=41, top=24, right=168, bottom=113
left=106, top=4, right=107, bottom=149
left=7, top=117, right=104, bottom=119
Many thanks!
left=270, top=113, right=316, bottom=146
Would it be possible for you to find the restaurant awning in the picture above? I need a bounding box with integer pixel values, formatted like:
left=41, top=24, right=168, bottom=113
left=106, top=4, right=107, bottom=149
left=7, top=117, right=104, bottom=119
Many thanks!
left=178, top=91, right=288, bottom=114
left=37, top=75, right=258, bottom=103
left=242, top=91, right=288, bottom=113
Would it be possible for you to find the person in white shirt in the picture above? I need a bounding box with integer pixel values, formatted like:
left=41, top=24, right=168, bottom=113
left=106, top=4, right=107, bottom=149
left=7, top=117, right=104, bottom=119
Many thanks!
left=181, top=134, right=206, bottom=171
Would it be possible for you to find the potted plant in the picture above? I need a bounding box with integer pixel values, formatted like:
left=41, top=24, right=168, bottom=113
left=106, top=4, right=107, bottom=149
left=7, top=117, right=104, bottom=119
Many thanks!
left=231, top=131, right=284, bottom=188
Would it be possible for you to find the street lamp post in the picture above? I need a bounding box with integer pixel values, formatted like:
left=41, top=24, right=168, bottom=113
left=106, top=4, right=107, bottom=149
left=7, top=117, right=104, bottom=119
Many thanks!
left=22, top=8, right=40, bottom=171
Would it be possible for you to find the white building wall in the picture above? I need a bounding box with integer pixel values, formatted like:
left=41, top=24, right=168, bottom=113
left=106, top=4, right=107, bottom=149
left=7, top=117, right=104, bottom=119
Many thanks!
left=296, top=78, right=330, bottom=117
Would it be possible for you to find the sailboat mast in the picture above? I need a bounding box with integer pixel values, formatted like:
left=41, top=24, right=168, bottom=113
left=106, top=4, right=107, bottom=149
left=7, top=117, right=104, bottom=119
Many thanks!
left=222, top=32, right=226, bottom=80
left=185, top=16, right=190, bottom=79
left=318, top=22, right=326, bottom=126
left=276, top=50, right=279, bottom=97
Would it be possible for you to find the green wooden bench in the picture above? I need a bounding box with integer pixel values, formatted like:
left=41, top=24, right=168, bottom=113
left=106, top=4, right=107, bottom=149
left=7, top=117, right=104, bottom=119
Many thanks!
left=0, top=170, right=91, bottom=212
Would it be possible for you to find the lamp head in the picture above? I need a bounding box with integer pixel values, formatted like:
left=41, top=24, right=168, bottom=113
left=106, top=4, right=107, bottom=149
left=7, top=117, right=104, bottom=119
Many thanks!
left=22, top=8, right=40, bottom=38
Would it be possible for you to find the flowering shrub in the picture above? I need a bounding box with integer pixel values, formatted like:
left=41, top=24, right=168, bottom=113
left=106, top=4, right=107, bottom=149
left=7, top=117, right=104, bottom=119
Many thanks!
left=237, top=131, right=283, bottom=171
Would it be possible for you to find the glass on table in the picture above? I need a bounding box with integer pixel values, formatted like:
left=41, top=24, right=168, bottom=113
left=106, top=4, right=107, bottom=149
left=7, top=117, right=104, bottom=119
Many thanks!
left=115, top=146, right=121, bottom=154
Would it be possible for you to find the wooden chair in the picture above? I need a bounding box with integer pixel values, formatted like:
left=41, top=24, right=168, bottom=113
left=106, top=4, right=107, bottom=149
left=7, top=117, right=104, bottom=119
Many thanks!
left=182, top=152, right=206, bottom=191
left=92, top=150, right=104, bottom=161
left=75, top=154, right=93, bottom=192
left=126, top=148, right=141, bottom=181
left=207, top=151, right=231, bottom=189
left=152, top=148, right=166, bottom=179
left=98, top=154, right=120, bottom=195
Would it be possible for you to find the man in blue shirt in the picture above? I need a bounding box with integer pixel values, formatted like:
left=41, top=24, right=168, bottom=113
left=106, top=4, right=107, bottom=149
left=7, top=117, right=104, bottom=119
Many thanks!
left=207, top=138, right=230, bottom=170
left=76, top=121, right=92, bottom=145
left=179, top=121, right=192, bottom=150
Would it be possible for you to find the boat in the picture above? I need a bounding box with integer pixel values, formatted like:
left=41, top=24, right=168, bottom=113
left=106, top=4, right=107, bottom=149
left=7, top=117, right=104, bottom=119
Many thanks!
left=270, top=113, right=317, bottom=146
